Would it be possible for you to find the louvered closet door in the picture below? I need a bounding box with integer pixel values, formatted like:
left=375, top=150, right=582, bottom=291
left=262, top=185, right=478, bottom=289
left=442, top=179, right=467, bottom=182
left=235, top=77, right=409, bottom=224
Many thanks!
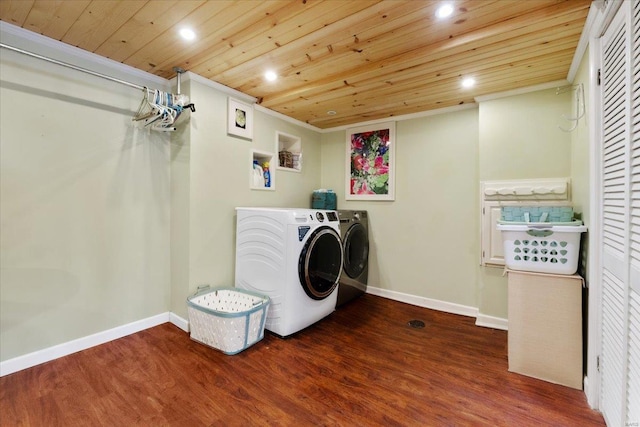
left=599, top=0, right=640, bottom=425
left=627, top=0, right=640, bottom=422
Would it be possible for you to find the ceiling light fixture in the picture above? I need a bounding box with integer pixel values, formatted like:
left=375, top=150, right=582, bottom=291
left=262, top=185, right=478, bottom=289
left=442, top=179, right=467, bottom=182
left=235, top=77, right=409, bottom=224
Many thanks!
left=435, top=3, right=454, bottom=19
left=462, top=77, right=476, bottom=88
left=265, top=70, right=278, bottom=82
left=179, top=28, right=196, bottom=41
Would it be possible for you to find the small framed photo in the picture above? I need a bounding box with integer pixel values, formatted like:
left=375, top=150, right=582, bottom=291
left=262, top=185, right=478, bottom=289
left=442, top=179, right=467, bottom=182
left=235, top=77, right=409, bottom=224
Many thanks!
left=345, top=121, right=395, bottom=201
left=227, top=98, right=253, bottom=140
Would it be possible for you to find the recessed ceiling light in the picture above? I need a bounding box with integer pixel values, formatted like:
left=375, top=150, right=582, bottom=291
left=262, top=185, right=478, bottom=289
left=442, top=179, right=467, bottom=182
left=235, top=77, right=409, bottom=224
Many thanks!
left=179, top=28, right=196, bottom=41
left=265, top=70, right=278, bottom=82
left=462, top=77, right=475, bottom=88
left=436, top=3, right=454, bottom=19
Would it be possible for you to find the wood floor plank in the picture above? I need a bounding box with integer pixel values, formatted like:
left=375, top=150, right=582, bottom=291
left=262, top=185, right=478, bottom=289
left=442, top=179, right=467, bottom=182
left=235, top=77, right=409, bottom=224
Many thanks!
left=0, top=295, right=604, bottom=426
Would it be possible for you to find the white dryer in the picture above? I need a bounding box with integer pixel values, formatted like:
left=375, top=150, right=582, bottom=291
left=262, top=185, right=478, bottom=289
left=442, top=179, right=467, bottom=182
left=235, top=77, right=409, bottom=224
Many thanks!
left=235, top=207, right=343, bottom=337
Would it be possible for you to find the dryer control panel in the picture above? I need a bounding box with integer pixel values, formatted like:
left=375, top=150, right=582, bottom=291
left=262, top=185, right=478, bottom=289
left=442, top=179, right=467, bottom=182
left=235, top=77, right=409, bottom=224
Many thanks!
left=325, top=211, right=338, bottom=222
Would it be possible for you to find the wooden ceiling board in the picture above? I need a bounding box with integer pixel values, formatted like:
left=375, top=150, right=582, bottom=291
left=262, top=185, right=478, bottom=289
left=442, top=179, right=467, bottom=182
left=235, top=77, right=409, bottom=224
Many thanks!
left=0, top=0, right=593, bottom=129
left=273, top=37, right=580, bottom=119
left=146, top=1, right=304, bottom=77
left=21, top=0, right=90, bottom=40
left=253, top=44, right=569, bottom=116
left=286, top=69, right=569, bottom=128
left=227, top=0, right=583, bottom=98
left=200, top=0, right=403, bottom=83
left=179, top=0, right=351, bottom=78
left=296, top=50, right=575, bottom=126
left=255, top=3, right=588, bottom=104
left=258, top=15, right=584, bottom=114
left=94, top=1, right=205, bottom=63
left=0, top=0, right=35, bottom=27
left=61, top=1, right=148, bottom=52
left=188, top=0, right=381, bottom=81
left=347, top=1, right=540, bottom=59
left=344, top=5, right=566, bottom=70
left=211, top=1, right=434, bottom=86
left=122, top=1, right=242, bottom=73
left=308, top=67, right=569, bottom=128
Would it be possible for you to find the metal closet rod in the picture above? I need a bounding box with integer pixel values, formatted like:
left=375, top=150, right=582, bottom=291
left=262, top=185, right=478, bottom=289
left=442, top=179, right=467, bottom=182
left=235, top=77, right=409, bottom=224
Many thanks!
left=0, top=43, right=184, bottom=93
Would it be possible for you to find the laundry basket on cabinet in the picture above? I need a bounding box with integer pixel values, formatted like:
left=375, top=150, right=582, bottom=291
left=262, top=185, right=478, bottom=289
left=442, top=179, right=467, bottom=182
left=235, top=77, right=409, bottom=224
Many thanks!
left=496, top=206, right=586, bottom=275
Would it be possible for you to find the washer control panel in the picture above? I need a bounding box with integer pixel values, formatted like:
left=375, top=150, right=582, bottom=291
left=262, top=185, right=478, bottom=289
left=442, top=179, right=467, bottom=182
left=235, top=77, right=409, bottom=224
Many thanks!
left=293, top=210, right=339, bottom=223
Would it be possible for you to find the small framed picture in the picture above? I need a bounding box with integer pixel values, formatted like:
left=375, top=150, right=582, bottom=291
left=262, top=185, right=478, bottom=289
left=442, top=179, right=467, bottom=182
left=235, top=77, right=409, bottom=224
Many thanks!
left=227, top=98, right=253, bottom=140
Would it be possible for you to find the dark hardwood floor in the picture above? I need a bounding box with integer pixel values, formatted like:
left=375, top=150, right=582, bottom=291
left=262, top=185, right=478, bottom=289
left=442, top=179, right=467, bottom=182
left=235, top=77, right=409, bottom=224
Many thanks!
left=0, top=294, right=605, bottom=426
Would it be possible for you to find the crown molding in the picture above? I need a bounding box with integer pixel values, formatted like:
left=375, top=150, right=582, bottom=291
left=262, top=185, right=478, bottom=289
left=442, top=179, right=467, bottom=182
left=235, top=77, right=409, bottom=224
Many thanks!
left=320, top=103, right=478, bottom=133
left=182, top=74, right=320, bottom=131
left=474, top=80, right=569, bottom=103
left=182, top=71, right=257, bottom=103
left=567, top=2, right=602, bottom=83
left=0, top=21, right=169, bottom=90
left=254, top=104, right=322, bottom=132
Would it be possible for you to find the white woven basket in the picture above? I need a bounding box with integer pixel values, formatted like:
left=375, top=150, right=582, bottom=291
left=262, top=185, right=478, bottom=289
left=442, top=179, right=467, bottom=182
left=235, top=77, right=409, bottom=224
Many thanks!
left=187, top=286, right=270, bottom=355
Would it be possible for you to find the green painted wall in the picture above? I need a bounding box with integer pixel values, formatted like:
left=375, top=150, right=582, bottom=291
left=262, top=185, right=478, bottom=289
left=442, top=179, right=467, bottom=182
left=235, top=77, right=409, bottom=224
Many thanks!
left=321, top=108, right=480, bottom=308
left=0, top=47, right=171, bottom=361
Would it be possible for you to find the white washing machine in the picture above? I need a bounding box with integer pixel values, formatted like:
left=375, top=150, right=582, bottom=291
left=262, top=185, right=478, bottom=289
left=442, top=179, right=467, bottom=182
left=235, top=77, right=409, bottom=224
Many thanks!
left=235, top=207, right=343, bottom=337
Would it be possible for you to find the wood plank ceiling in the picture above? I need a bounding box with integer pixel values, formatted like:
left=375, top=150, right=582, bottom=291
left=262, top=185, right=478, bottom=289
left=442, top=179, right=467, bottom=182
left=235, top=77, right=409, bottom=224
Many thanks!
left=0, top=0, right=592, bottom=129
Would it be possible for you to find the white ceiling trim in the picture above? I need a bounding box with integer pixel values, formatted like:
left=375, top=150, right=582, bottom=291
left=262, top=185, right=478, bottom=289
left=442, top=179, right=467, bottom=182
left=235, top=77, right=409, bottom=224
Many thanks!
left=474, top=80, right=569, bottom=103
left=182, top=71, right=257, bottom=104
left=320, top=103, right=479, bottom=133
left=254, top=104, right=322, bottom=132
left=567, top=2, right=603, bottom=83
left=0, top=21, right=169, bottom=91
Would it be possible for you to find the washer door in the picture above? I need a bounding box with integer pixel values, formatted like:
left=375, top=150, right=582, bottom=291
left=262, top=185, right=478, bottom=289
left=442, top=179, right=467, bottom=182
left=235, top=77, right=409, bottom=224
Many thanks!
left=298, top=226, right=343, bottom=300
left=343, top=223, right=369, bottom=278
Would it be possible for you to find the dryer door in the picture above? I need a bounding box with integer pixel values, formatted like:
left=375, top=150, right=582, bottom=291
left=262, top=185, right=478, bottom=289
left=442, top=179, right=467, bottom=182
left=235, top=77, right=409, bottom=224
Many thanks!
left=298, top=226, right=343, bottom=300
left=343, top=223, right=369, bottom=278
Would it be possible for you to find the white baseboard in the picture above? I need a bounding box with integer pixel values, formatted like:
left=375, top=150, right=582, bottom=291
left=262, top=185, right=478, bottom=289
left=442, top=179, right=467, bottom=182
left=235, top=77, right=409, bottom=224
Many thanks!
left=0, top=312, right=173, bottom=377
left=1, top=289, right=507, bottom=377
left=475, top=313, right=509, bottom=331
left=366, top=286, right=479, bottom=318
left=582, top=375, right=591, bottom=405
left=366, top=286, right=508, bottom=330
left=170, top=312, right=189, bottom=332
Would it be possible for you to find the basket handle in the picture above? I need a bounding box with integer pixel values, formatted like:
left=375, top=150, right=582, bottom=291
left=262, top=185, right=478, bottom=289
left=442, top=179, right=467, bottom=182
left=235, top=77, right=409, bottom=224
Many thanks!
left=526, top=229, right=553, bottom=237
left=189, top=284, right=210, bottom=297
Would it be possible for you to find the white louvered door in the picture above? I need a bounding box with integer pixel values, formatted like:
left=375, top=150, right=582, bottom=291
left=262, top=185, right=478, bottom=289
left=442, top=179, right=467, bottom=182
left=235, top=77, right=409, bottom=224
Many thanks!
left=599, top=0, right=640, bottom=425
left=627, top=0, right=640, bottom=422
left=600, top=6, right=629, bottom=425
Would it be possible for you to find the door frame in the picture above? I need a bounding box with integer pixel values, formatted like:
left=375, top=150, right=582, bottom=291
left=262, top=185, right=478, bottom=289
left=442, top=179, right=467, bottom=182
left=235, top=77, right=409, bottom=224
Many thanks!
left=586, top=32, right=603, bottom=410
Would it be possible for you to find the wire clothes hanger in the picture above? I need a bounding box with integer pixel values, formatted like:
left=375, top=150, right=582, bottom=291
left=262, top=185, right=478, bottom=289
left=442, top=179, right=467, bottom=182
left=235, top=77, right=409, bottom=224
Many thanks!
left=133, top=88, right=195, bottom=132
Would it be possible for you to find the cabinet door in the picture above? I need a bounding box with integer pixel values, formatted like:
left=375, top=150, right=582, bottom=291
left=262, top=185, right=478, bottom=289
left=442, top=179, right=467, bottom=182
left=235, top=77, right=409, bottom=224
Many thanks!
left=482, top=204, right=504, bottom=266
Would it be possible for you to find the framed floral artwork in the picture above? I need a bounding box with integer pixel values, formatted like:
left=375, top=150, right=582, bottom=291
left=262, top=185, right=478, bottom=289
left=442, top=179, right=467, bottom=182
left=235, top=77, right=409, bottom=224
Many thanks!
left=345, top=121, right=395, bottom=201
left=227, top=97, right=253, bottom=140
